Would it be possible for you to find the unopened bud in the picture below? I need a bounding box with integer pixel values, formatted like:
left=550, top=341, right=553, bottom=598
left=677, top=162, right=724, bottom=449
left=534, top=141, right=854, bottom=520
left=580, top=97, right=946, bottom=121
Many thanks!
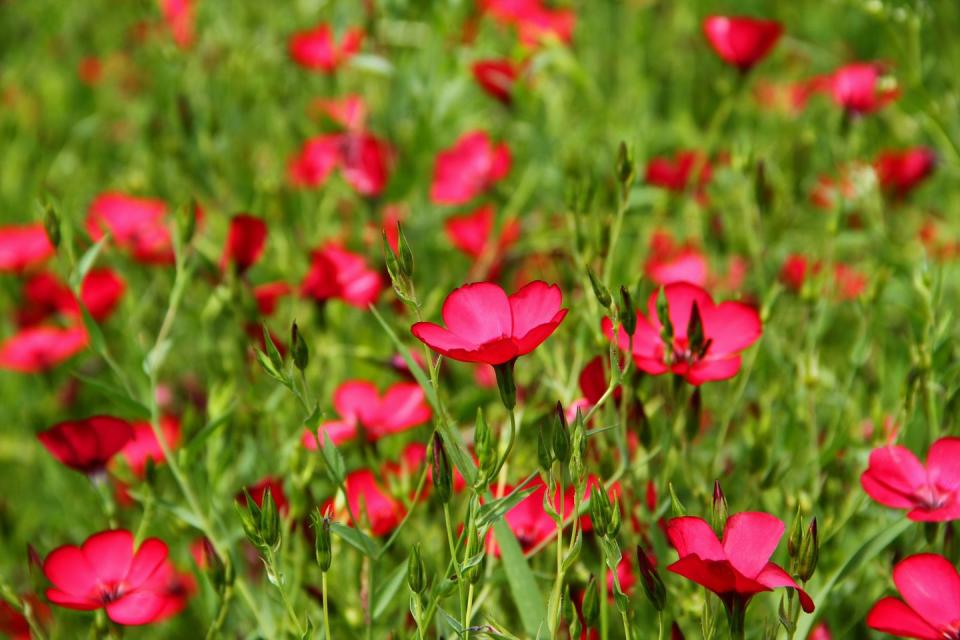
left=711, top=480, right=728, bottom=536
left=589, top=484, right=610, bottom=538
left=588, top=268, right=612, bottom=308
left=311, top=509, right=332, bottom=572
left=43, top=204, right=61, bottom=248
left=619, top=286, right=637, bottom=336
left=259, top=488, right=281, bottom=552
left=798, top=518, right=819, bottom=581
left=431, top=432, right=452, bottom=504
left=407, top=543, right=427, bottom=594
left=616, top=141, right=635, bottom=189
left=787, top=505, right=803, bottom=558
left=656, top=288, right=674, bottom=345
left=291, top=321, right=309, bottom=371
left=397, top=223, right=414, bottom=277
left=552, top=401, right=571, bottom=465
left=537, top=426, right=554, bottom=475
left=636, top=545, right=666, bottom=611
left=668, top=483, right=686, bottom=517
left=687, top=301, right=707, bottom=357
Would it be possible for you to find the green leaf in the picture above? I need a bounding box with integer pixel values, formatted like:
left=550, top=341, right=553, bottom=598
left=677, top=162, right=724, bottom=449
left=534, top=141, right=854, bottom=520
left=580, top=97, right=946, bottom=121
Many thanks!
left=262, top=323, right=284, bottom=370
left=437, top=607, right=464, bottom=634
left=78, top=302, right=106, bottom=356
left=330, top=522, right=380, bottom=558
left=183, top=410, right=234, bottom=457
left=69, top=236, right=108, bottom=291
left=493, top=520, right=545, bottom=636
left=255, top=348, right=290, bottom=387
left=319, top=431, right=346, bottom=485
left=304, top=402, right=323, bottom=429
left=70, top=371, right=150, bottom=418
left=476, top=475, right=538, bottom=528
left=372, top=561, right=407, bottom=621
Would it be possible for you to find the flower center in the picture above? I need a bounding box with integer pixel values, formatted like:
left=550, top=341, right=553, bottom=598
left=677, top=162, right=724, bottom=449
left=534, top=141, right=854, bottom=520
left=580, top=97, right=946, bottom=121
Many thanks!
left=914, top=484, right=947, bottom=511
left=97, top=582, right=126, bottom=604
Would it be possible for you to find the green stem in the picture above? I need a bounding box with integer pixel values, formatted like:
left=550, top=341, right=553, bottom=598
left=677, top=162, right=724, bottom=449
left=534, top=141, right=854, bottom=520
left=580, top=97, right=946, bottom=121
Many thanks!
left=443, top=504, right=465, bottom=623
left=204, top=584, right=234, bottom=640
left=322, top=572, right=332, bottom=640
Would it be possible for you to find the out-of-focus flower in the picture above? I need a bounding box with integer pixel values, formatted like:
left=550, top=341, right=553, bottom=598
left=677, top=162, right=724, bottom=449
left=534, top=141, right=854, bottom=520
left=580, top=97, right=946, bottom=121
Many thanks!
left=254, top=282, right=293, bottom=316
left=444, top=205, right=520, bottom=277
left=430, top=131, right=511, bottom=205
left=603, top=282, right=761, bottom=385
left=86, top=192, right=173, bottom=265
left=288, top=135, right=341, bottom=187
left=289, top=133, right=392, bottom=197
left=702, top=16, right=783, bottom=71
left=0, top=223, right=55, bottom=273
left=159, top=0, right=196, bottom=49
left=0, top=325, right=88, bottom=373
left=301, top=243, right=383, bottom=308
left=480, top=0, right=575, bottom=47
left=644, top=231, right=709, bottom=287
left=411, top=281, right=567, bottom=365
left=867, top=553, right=960, bottom=639
left=809, top=623, right=832, bottom=640
left=309, top=95, right=367, bottom=130
left=861, top=438, right=960, bottom=522
left=18, top=268, right=125, bottom=326
left=78, top=57, right=104, bottom=86
left=645, top=151, right=715, bottom=202
left=325, top=470, right=404, bottom=537
left=874, top=147, right=937, bottom=199
left=472, top=59, right=520, bottom=104
left=38, top=416, right=135, bottom=476
left=117, top=416, right=181, bottom=477
left=221, top=214, right=267, bottom=275
left=289, top=24, right=364, bottom=73
left=829, top=63, right=899, bottom=115
left=0, top=596, right=50, bottom=640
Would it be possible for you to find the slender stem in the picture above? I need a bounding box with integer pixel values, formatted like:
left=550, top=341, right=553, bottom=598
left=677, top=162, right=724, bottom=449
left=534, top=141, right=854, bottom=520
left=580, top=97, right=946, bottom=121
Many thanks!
left=548, top=472, right=566, bottom=636
left=465, top=583, right=475, bottom=637
left=603, top=186, right=630, bottom=284
left=204, top=584, right=234, bottom=640
left=322, top=572, right=332, bottom=640
left=443, top=504, right=465, bottom=622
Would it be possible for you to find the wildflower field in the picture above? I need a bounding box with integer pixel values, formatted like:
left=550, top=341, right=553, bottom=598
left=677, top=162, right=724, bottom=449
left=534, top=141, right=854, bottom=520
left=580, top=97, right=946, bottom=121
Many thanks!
left=2, top=0, right=960, bottom=638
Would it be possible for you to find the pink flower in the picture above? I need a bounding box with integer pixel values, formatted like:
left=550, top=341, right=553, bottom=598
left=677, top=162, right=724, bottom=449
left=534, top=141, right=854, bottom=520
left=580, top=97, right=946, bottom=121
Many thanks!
left=603, top=282, right=761, bottom=385
left=42, top=530, right=172, bottom=625
left=702, top=16, right=783, bottom=70
left=288, top=135, right=342, bottom=187
left=38, top=416, right=135, bottom=476
left=444, top=205, right=520, bottom=269
left=0, top=325, right=88, bottom=373
left=303, top=380, right=431, bottom=449
left=867, top=553, right=960, bottom=639
left=289, top=133, right=392, bottom=197
left=874, top=147, right=937, bottom=199
left=644, top=231, right=709, bottom=287
left=159, top=0, right=195, bottom=49
left=86, top=192, right=173, bottom=265
left=117, top=416, right=181, bottom=478
left=325, top=470, right=404, bottom=537
left=19, top=268, right=125, bottom=325
left=301, top=243, right=383, bottom=308
left=253, top=282, right=292, bottom=316
left=645, top=151, right=713, bottom=196
left=221, top=214, right=267, bottom=274
left=861, top=437, right=960, bottom=521
left=0, top=223, right=55, bottom=273
left=666, top=513, right=814, bottom=615
left=411, top=281, right=567, bottom=366
left=809, top=623, right=832, bottom=640
left=472, top=59, right=520, bottom=104
left=829, top=63, right=899, bottom=114
left=289, top=24, right=363, bottom=73
left=430, top=131, right=511, bottom=205
left=480, top=0, right=575, bottom=47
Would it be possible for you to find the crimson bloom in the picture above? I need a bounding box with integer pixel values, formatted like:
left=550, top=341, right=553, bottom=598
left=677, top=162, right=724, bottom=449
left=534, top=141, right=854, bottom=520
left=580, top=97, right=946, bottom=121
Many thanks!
left=43, top=530, right=173, bottom=625
left=0, top=223, right=55, bottom=272
left=288, top=135, right=341, bottom=187
left=644, top=230, right=709, bottom=287
left=19, top=268, right=125, bottom=326
left=0, top=325, right=88, bottom=373
left=159, top=0, right=195, bottom=48
left=303, top=380, right=431, bottom=449
left=38, top=416, right=135, bottom=476
left=472, top=59, right=520, bottom=104
left=481, top=0, right=575, bottom=47
left=666, top=513, right=814, bottom=619
left=702, top=16, right=783, bottom=71
left=430, top=131, right=511, bottom=205
left=301, top=243, right=383, bottom=308
left=324, top=469, right=404, bottom=537
left=289, top=133, right=392, bottom=197
left=289, top=24, right=363, bottom=73
left=444, top=205, right=520, bottom=274
left=874, top=147, right=937, bottom=199
left=221, top=214, right=267, bottom=274
left=603, top=282, right=761, bottom=385
left=411, top=281, right=567, bottom=366
left=117, top=416, right=181, bottom=477
left=254, top=282, right=292, bottom=316
left=867, top=553, right=960, bottom=639
left=861, top=437, right=960, bottom=522
left=829, top=63, right=899, bottom=114
left=87, top=192, right=173, bottom=265
left=645, top=150, right=714, bottom=197
left=309, top=95, right=367, bottom=130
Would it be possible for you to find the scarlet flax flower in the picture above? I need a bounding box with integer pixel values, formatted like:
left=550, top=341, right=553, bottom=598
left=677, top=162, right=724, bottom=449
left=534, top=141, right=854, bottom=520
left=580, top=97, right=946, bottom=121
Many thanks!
left=324, top=470, right=405, bottom=537
left=430, top=131, right=511, bottom=205
left=289, top=133, right=392, bottom=197
left=645, top=151, right=714, bottom=200
left=861, top=437, right=960, bottom=521
left=159, top=0, right=195, bottom=49
left=829, top=63, right=899, bottom=114
left=301, top=243, right=383, bottom=308
left=42, top=529, right=172, bottom=625
left=644, top=230, right=709, bottom=287
left=117, top=416, right=181, bottom=477
left=19, top=268, right=125, bottom=326
left=289, top=24, right=363, bottom=73
left=0, top=223, right=55, bottom=272
left=221, top=214, right=267, bottom=274
left=603, top=282, right=761, bottom=385
left=867, top=553, right=960, bottom=639
left=472, top=59, right=520, bottom=104
left=444, top=205, right=520, bottom=278
left=0, top=325, right=88, bottom=373
left=702, top=16, right=783, bottom=71
left=38, top=416, right=135, bottom=476
left=86, top=192, right=173, bottom=265
left=666, top=513, right=814, bottom=629
left=874, top=147, right=937, bottom=199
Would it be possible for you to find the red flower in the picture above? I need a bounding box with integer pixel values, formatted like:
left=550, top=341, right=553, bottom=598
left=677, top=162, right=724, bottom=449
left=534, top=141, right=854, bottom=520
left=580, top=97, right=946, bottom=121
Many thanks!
left=325, top=470, right=404, bottom=537
left=644, top=231, right=709, bottom=287
left=254, top=282, right=292, bottom=316
left=829, top=63, right=899, bottom=114
left=19, top=268, right=125, bottom=326
left=117, top=416, right=181, bottom=477
left=38, top=416, right=134, bottom=476
left=481, top=0, right=575, bottom=47
left=645, top=151, right=713, bottom=195
left=779, top=254, right=812, bottom=292
left=310, top=94, right=367, bottom=130
left=867, top=553, right=960, bottom=639
left=159, top=0, right=195, bottom=49
left=289, top=133, right=392, bottom=197
left=861, top=438, right=960, bottom=522
left=472, top=59, right=520, bottom=104
left=0, top=325, right=88, bottom=373
left=874, top=147, right=937, bottom=199
left=430, top=131, right=511, bottom=205
left=666, top=513, right=814, bottom=614
left=382, top=442, right=469, bottom=499
left=240, top=477, right=289, bottom=515
left=832, top=263, right=867, bottom=300
left=146, top=562, right=196, bottom=623
left=444, top=205, right=520, bottom=264
left=0, top=596, right=49, bottom=640
left=288, top=135, right=341, bottom=187
left=809, top=624, right=832, bottom=640
left=221, top=214, right=267, bottom=274
left=702, top=16, right=783, bottom=71
left=303, top=380, right=431, bottom=449
left=0, top=223, right=54, bottom=273
left=301, top=243, right=383, bottom=308
left=289, top=24, right=363, bottom=73
left=603, top=282, right=761, bottom=385
left=43, top=530, right=172, bottom=625
left=411, top=281, right=567, bottom=365
left=87, top=192, right=173, bottom=265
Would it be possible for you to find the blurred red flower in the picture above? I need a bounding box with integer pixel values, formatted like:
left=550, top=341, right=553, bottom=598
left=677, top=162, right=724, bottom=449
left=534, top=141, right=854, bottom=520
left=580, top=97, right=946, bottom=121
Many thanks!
left=645, top=151, right=714, bottom=201
left=472, top=59, right=520, bottom=104
left=301, top=243, right=382, bottom=308
left=702, top=16, right=783, bottom=71
left=240, top=477, right=289, bottom=515
left=18, top=268, right=125, bottom=326
left=430, top=131, right=511, bottom=205
left=867, top=553, right=960, bottom=639
left=481, top=0, right=575, bottom=47
left=289, top=24, right=363, bottom=73
left=309, top=94, right=367, bottom=130
left=603, top=282, right=761, bottom=385
left=0, top=596, right=49, bottom=640
left=38, top=416, right=135, bottom=476
left=411, top=281, right=567, bottom=365
left=861, top=437, right=960, bottom=521
left=874, top=147, right=937, bottom=199
left=0, top=223, right=55, bottom=273
left=254, top=282, right=292, bottom=316
left=87, top=192, right=174, bottom=265
left=666, top=513, right=814, bottom=614
left=117, top=416, right=181, bottom=477
left=444, top=205, right=520, bottom=279
left=159, top=0, right=195, bottom=49
left=325, top=469, right=404, bottom=537
left=829, top=63, right=899, bottom=114
left=644, top=231, right=708, bottom=287
left=221, top=214, right=267, bottom=274
left=0, top=325, right=88, bottom=373
left=289, top=133, right=392, bottom=197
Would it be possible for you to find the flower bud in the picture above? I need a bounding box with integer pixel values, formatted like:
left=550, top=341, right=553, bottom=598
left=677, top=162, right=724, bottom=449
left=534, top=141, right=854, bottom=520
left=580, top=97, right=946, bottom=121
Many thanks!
left=236, top=491, right=263, bottom=547
left=291, top=321, right=309, bottom=372
left=407, top=543, right=427, bottom=594
left=619, top=286, right=637, bottom=337
left=311, top=509, right=332, bottom=572
left=552, top=401, right=571, bottom=465
left=636, top=545, right=666, bottom=611
left=589, top=484, right=610, bottom=538
left=474, top=409, right=496, bottom=489
left=656, top=287, right=674, bottom=345
left=798, top=517, right=819, bottom=581
left=570, top=409, right=587, bottom=489
left=43, top=204, right=60, bottom=249
left=687, top=301, right=707, bottom=357
left=607, top=497, right=622, bottom=538
left=587, top=268, right=613, bottom=308
left=397, top=223, right=414, bottom=277
left=711, top=480, right=728, bottom=536
left=259, top=488, right=281, bottom=552
left=668, top=483, right=686, bottom=517
left=537, top=425, right=554, bottom=475
left=582, top=575, right=600, bottom=629
left=431, top=431, right=453, bottom=504
left=616, top=141, right=635, bottom=190
left=787, top=505, right=803, bottom=558
left=178, top=202, right=197, bottom=248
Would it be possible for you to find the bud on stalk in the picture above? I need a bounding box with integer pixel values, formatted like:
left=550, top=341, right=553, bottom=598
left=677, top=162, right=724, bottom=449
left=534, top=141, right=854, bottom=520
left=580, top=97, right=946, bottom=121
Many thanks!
left=396, top=223, right=414, bottom=277
left=407, top=543, right=427, bottom=594
left=589, top=484, right=610, bottom=538
left=636, top=545, right=666, bottom=611
left=552, top=401, right=571, bottom=464
left=616, top=141, right=635, bottom=191
left=43, top=204, right=61, bottom=248
left=711, top=480, right=728, bottom=536
left=311, top=509, right=332, bottom=572
left=431, top=432, right=453, bottom=504
left=619, top=286, right=637, bottom=337
left=587, top=268, right=613, bottom=309
left=798, top=518, right=819, bottom=581
left=537, top=426, right=554, bottom=475
left=291, top=321, right=309, bottom=371
left=493, top=359, right=517, bottom=410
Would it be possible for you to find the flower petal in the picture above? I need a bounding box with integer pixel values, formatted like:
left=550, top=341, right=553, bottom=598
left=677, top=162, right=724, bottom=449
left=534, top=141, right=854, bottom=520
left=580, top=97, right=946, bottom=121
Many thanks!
left=123, top=538, right=169, bottom=589
left=866, top=597, right=940, bottom=640
left=375, top=383, right=432, bottom=436
left=441, top=282, right=512, bottom=344
left=333, top=380, right=381, bottom=425
left=43, top=545, right=99, bottom=597
left=105, top=591, right=168, bottom=626
left=927, top=437, right=960, bottom=491
left=686, top=356, right=742, bottom=385
left=893, top=553, right=960, bottom=629
left=81, top=530, right=135, bottom=586
left=865, top=445, right=927, bottom=499
left=513, top=309, right=567, bottom=356
left=702, top=301, right=762, bottom=355
left=508, top=281, right=563, bottom=338
left=755, top=563, right=815, bottom=612
left=721, top=512, right=784, bottom=579
left=665, top=516, right=725, bottom=561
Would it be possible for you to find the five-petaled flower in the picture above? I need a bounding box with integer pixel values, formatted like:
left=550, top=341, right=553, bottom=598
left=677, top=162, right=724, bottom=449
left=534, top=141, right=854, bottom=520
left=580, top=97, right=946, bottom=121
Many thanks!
left=861, top=437, right=960, bottom=521
left=301, top=243, right=383, bottom=308
left=289, top=24, right=363, bottom=73
left=829, top=62, right=899, bottom=115
left=866, top=553, right=960, bottom=639
left=38, top=416, right=135, bottom=476
left=702, top=16, right=783, bottom=71
left=430, top=131, right=511, bottom=205
left=0, top=223, right=55, bottom=273
left=603, top=282, right=761, bottom=385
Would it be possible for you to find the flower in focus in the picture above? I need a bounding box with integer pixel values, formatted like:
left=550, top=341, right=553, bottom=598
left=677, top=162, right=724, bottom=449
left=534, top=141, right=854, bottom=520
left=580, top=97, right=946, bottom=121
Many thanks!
left=86, top=192, right=173, bottom=265
left=829, top=63, right=899, bottom=115
left=411, top=281, right=567, bottom=366
left=861, top=437, right=960, bottom=522
left=644, top=230, right=709, bottom=287
left=38, top=416, right=135, bottom=476
left=289, top=24, right=363, bottom=73
left=430, top=131, right=511, bottom=205
left=303, top=380, right=431, bottom=449
left=702, top=16, right=783, bottom=71
left=603, top=282, right=761, bottom=385
left=874, top=147, right=937, bottom=199
left=301, top=243, right=383, bottom=308
left=666, top=513, right=814, bottom=615
left=0, top=325, right=88, bottom=373
left=0, top=223, right=55, bottom=273
left=42, top=529, right=172, bottom=625
left=866, top=553, right=960, bottom=639
left=472, top=59, right=520, bottom=105
left=221, top=214, right=267, bottom=275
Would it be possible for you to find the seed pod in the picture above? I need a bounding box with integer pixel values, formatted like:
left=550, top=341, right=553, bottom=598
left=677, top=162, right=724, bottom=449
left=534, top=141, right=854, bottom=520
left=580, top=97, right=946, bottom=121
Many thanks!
left=589, top=484, right=610, bottom=538
left=259, top=488, right=281, bottom=552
